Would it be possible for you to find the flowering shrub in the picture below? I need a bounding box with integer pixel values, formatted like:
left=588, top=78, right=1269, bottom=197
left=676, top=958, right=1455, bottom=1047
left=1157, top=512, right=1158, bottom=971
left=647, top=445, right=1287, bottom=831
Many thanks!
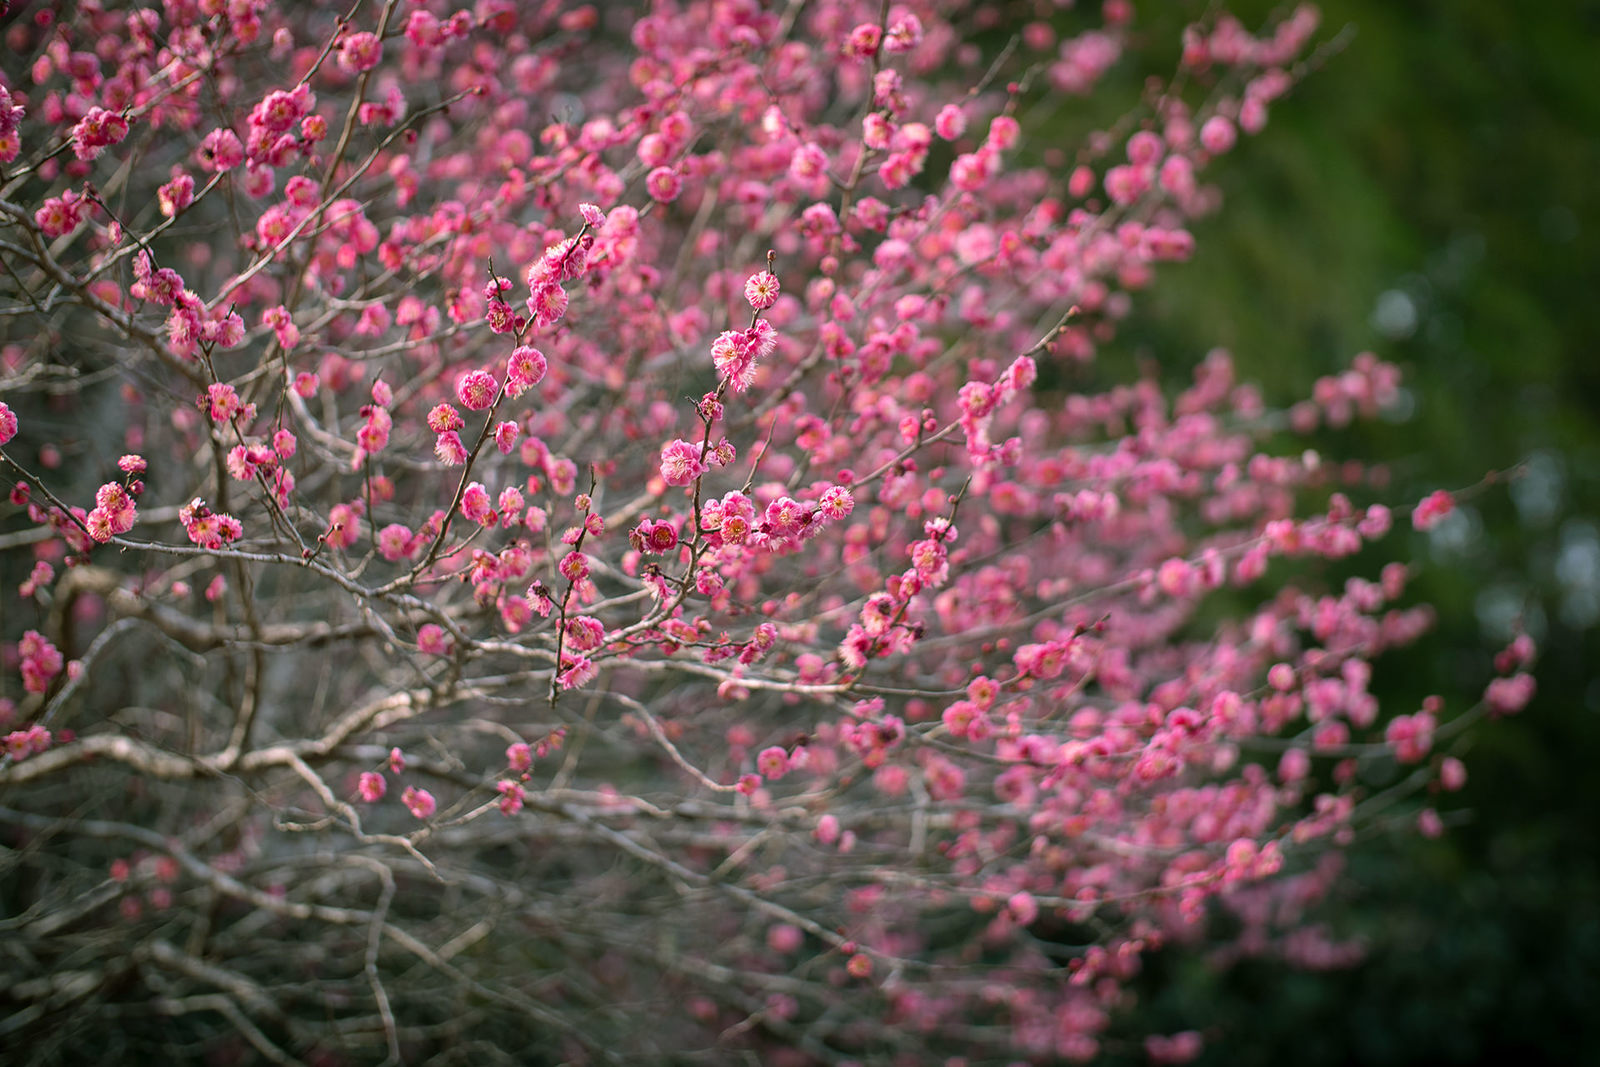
left=0, top=1, right=1535, bottom=1063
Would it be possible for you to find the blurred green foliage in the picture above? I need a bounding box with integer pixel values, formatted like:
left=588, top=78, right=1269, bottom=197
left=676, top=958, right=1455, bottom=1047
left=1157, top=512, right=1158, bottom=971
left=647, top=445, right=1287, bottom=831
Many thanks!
left=1077, top=0, right=1600, bottom=1060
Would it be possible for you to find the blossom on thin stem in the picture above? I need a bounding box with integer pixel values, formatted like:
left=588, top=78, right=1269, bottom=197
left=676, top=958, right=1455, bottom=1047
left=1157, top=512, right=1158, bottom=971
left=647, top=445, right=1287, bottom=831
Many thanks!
left=743, top=270, right=780, bottom=310
left=401, top=786, right=436, bottom=819
left=456, top=370, right=498, bottom=411
left=659, top=439, right=705, bottom=487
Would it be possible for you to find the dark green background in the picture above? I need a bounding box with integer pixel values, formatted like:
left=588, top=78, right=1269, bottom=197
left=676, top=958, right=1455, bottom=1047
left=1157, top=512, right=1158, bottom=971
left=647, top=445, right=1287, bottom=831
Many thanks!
left=1068, top=1, right=1599, bottom=1061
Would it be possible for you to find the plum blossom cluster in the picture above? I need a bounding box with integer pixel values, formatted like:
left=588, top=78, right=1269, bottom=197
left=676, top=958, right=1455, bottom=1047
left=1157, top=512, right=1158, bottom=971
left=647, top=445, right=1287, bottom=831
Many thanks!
left=0, top=2, right=1522, bottom=1064
left=16, top=630, right=64, bottom=695
left=83, top=480, right=137, bottom=543
left=178, top=498, right=242, bottom=550
left=711, top=318, right=779, bottom=393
